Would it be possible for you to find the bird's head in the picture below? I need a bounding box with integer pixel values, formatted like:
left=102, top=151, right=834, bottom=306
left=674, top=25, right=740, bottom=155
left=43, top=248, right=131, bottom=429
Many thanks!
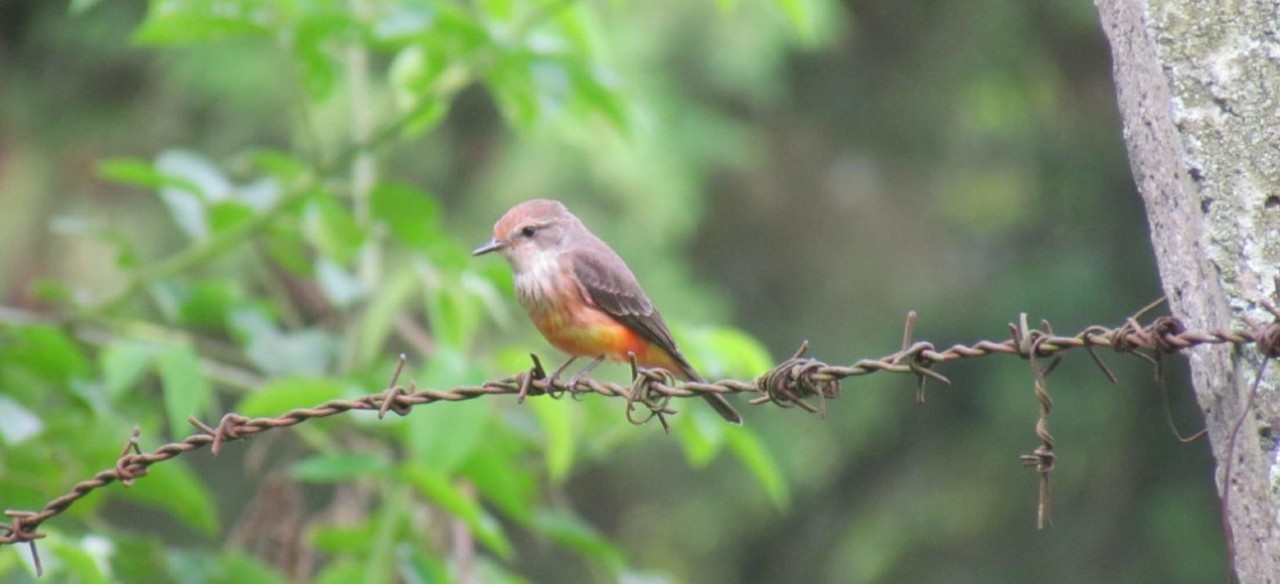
left=472, top=199, right=581, bottom=272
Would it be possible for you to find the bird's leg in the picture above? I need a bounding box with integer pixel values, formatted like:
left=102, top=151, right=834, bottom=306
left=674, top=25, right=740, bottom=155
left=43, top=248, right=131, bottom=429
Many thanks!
left=565, top=354, right=606, bottom=387
left=545, top=356, right=578, bottom=388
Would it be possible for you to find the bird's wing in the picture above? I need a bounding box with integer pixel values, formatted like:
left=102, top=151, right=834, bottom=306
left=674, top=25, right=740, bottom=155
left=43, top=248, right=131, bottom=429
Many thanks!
left=570, top=247, right=701, bottom=381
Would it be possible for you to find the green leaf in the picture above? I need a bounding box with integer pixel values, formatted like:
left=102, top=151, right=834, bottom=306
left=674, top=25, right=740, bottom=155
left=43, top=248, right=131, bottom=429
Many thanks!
left=236, top=377, right=346, bottom=417
left=7, top=325, right=92, bottom=384
left=725, top=426, right=789, bottom=509
left=396, top=552, right=451, bottom=584
left=473, top=558, right=534, bottom=584
left=133, top=0, right=272, bottom=45
left=314, top=560, right=367, bottom=584
left=30, top=278, right=74, bottom=304
left=369, top=182, right=441, bottom=252
left=229, top=307, right=338, bottom=377
left=356, top=269, right=421, bottom=367
left=487, top=51, right=539, bottom=127
left=548, top=2, right=594, bottom=54
left=403, top=97, right=451, bottom=137
left=407, top=386, right=488, bottom=476
left=97, top=158, right=194, bottom=191
left=303, top=196, right=364, bottom=265
left=292, top=453, right=394, bottom=483
left=425, top=3, right=490, bottom=50
left=112, top=535, right=172, bottom=583
left=120, top=459, right=220, bottom=535
left=424, top=281, right=482, bottom=351
left=291, top=13, right=352, bottom=101
left=388, top=47, right=452, bottom=137
left=402, top=463, right=514, bottom=559
left=463, top=269, right=512, bottom=328
left=248, top=149, right=309, bottom=181
left=684, top=325, right=774, bottom=380
left=530, top=397, right=575, bottom=483
left=207, top=551, right=290, bottom=584
left=566, top=61, right=628, bottom=131
left=310, top=524, right=375, bottom=554
left=296, top=44, right=337, bottom=100
left=151, top=150, right=226, bottom=240
left=67, top=378, right=110, bottom=415
left=263, top=222, right=312, bottom=274
left=488, top=49, right=628, bottom=131
left=479, top=0, right=515, bottom=21
left=674, top=407, right=725, bottom=467
left=207, top=200, right=256, bottom=234
left=773, top=0, right=816, bottom=42
left=533, top=511, right=626, bottom=571
left=159, top=549, right=284, bottom=584
left=178, top=279, right=243, bottom=332
left=99, top=340, right=156, bottom=400
left=45, top=536, right=111, bottom=584
left=365, top=482, right=405, bottom=584
left=459, top=432, right=537, bottom=523
left=155, top=345, right=212, bottom=438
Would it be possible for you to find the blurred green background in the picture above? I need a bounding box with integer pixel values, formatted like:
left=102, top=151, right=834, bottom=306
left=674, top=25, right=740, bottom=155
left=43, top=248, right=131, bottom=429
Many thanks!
left=0, top=0, right=1222, bottom=582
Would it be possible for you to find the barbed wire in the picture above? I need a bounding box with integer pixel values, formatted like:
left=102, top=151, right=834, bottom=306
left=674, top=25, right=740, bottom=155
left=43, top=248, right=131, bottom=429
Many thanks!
left=4, top=303, right=1279, bottom=576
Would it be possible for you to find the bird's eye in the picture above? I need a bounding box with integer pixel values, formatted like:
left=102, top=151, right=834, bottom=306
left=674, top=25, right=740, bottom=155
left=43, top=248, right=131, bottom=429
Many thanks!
left=520, top=226, right=537, bottom=238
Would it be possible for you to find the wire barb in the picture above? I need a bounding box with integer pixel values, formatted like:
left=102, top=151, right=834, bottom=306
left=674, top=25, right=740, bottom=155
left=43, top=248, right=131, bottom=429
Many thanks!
left=1255, top=301, right=1280, bottom=359
left=114, top=426, right=145, bottom=486
left=624, top=352, right=675, bottom=433
left=897, top=311, right=946, bottom=403
left=1018, top=323, right=1057, bottom=530
left=514, top=353, right=554, bottom=403
left=754, top=341, right=841, bottom=416
left=377, top=354, right=413, bottom=418
left=2, top=510, right=44, bottom=576
left=188, top=413, right=251, bottom=457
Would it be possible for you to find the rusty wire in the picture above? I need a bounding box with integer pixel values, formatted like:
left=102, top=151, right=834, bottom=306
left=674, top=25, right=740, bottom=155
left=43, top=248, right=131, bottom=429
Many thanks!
left=1217, top=300, right=1280, bottom=583
left=4, top=305, right=1280, bottom=575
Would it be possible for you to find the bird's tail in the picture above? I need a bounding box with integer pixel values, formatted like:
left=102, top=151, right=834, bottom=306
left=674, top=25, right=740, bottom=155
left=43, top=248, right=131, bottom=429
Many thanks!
left=675, top=360, right=743, bottom=425
left=700, top=393, right=743, bottom=425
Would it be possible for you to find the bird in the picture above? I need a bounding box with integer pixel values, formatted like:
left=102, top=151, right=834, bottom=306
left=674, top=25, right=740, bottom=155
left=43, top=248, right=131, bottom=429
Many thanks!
left=472, top=199, right=742, bottom=424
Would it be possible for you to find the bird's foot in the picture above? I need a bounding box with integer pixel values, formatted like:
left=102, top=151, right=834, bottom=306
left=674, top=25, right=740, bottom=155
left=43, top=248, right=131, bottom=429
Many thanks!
left=564, top=354, right=606, bottom=388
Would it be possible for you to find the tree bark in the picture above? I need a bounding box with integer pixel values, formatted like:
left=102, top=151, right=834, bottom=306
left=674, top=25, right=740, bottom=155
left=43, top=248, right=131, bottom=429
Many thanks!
left=1094, top=0, right=1280, bottom=581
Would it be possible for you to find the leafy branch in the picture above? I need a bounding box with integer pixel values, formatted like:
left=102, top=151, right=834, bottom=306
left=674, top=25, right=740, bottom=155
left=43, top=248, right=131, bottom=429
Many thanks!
left=85, top=0, right=581, bottom=317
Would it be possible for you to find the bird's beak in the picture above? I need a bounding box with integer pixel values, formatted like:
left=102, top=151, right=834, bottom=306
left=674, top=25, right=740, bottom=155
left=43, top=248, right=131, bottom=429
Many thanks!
left=472, top=238, right=504, bottom=256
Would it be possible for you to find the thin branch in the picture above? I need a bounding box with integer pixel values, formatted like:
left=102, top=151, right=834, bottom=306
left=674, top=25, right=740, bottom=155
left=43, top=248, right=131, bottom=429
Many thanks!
left=84, top=185, right=313, bottom=314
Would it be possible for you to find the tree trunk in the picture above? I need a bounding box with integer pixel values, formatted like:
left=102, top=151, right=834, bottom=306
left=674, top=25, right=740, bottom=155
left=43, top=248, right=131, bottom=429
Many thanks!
left=1094, top=0, right=1280, bottom=581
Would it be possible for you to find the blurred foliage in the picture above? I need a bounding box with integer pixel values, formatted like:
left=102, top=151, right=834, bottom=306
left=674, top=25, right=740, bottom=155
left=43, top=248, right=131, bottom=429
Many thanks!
left=0, top=0, right=1223, bottom=583
left=0, top=0, right=808, bottom=582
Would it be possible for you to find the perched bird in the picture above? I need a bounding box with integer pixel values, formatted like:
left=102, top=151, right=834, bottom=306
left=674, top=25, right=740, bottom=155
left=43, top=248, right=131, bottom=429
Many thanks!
left=473, top=199, right=742, bottom=424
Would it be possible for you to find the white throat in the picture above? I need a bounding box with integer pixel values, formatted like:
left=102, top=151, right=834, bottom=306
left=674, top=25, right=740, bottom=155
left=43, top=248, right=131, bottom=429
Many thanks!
left=512, top=248, right=562, bottom=281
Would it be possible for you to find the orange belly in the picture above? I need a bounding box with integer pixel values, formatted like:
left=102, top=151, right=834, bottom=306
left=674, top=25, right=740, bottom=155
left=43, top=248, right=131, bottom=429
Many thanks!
left=516, top=266, right=683, bottom=373
left=531, top=301, right=652, bottom=362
